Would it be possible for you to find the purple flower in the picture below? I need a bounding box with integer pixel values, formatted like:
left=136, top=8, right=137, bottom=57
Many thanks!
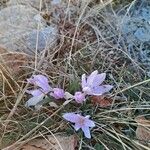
left=81, top=70, right=113, bottom=96
left=27, top=75, right=52, bottom=93
left=63, top=113, right=95, bottom=138
left=25, top=75, right=52, bottom=107
left=50, top=88, right=65, bottom=99
left=74, top=91, right=85, bottom=103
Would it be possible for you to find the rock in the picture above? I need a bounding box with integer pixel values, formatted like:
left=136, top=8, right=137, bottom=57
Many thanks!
left=18, top=26, right=58, bottom=54
left=0, top=5, right=58, bottom=54
left=51, top=0, right=62, bottom=5
left=0, top=0, right=9, bottom=10
left=118, top=2, right=150, bottom=43
left=0, top=5, right=43, bottom=52
left=0, top=5, right=40, bottom=29
left=7, top=0, right=45, bottom=10
left=134, top=27, right=150, bottom=42
left=7, top=0, right=62, bottom=10
left=117, top=1, right=150, bottom=74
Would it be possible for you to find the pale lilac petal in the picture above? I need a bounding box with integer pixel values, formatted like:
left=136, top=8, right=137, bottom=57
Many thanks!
left=83, top=87, right=93, bottom=95
left=33, top=75, right=49, bottom=84
left=63, top=113, right=79, bottom=123
left=32, top=75, right=52, bottom=92
left=27, top=78, right=35, bottom=84
left=74, top=91, right=85, bottom=103
left=43, top=85, right=52, bottom=93
left=87, top=70, right=98, bottom=86
left=26, top=89, right=43, bottom=96
left=74, top=123, right=81, bottom=131
left=84, top=119, right=95, bottom=128
left=85, top=115, right=90, bottom=118
left=92, top=73, right=106, bottom=86
left=81, top=74, right=87, bottom=88
left=92, top=85, right=113, bottom=95
left=25, top=94, right=45, bottom=107
left=81, top=126, right=91, bottom=139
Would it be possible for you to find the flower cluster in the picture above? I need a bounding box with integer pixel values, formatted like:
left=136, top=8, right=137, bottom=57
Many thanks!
left=25, top=70, right=113, bottom=138
left=25, top=75, right=65, bottom=107
left=74, top=70, right=113, bottom=103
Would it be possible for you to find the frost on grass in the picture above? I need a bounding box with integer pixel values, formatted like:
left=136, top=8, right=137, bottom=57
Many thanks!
left=118, top=1, right=150, bottom=75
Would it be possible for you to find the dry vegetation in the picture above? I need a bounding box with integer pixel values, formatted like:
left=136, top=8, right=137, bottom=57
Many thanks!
left=0, top=0, right=150, bottom=149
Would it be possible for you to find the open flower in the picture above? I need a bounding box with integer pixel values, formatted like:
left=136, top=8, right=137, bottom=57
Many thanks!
left=74, top=91, right=85, bottom=103
left=27, top=75, right=52, bottom=93
left=63, top=113, right=95, bottom=138
left=81, top=70, right=113, bottom=96
left=25, top=75, right=52, bottom=107
left=50, top=88, right=65, bottom=99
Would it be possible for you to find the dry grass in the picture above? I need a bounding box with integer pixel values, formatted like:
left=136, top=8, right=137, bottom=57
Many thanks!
left=0, top=0, right=150, bottom=149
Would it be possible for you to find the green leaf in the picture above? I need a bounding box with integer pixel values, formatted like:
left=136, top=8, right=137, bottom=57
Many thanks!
left=36, top=96, right=52, bottom=106
left=67, top=80, right=80, bottom=94
left=94, top=143, right=104, bottom=150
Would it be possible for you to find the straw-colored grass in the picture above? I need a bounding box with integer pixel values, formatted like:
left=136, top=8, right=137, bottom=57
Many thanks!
left=0, top=0, right=150, bottom=149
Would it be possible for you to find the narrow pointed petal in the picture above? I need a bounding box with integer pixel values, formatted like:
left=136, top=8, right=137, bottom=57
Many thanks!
left=93, top=73, right=106, bottom=86
left=43, top=84, right=52, bottom=92
left=33, top=75, right=49, bottom=84
left=25, top=94, right=45, bottom=107
left=87, top=70, right=98, bottom=86
left=27, top=78, right=35, bottom=84
left=85, top=115, right=90, bottom=118
left=32, top=75, right=52, bottom=92
left=92, top=85, right=113, bottom=95
left=63, top=113, right=79, bottom=123
left=74, top=123, right=81, bottom=131
left=81, top=74, right=87, bottom=88
left=84, top=119, right=95, bottom=127
left=26, top=89, right=43, bottom=96
left=81, top=126, right=91, bottom=139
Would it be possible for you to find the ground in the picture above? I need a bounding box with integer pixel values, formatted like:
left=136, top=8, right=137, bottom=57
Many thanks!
left=0, top=0, right=150, bottom=150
